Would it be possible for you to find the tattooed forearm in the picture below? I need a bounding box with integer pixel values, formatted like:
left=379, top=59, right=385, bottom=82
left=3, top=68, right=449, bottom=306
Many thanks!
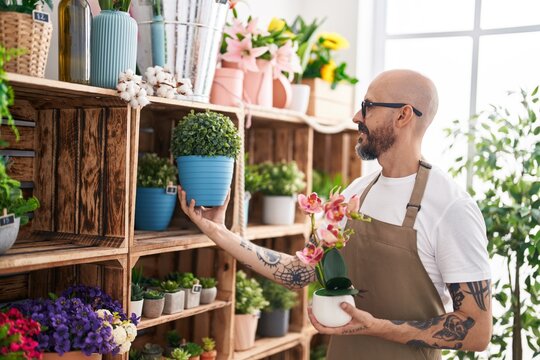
left=464, top=281, right=491, bottom=311
left=256, top=246, right=282, bottom=268
left=407, top=340, right=463, bottom=350
left=448, top=283, right=464, bottom=311
left=272, top=259, right=315, bottom=289
left=391, top=316, right=443, bottom=330
left=239, top=239, right=254, bottom=252
left=342, top=326, right=367, bottom=335
left=433, top=315, right=475, bottom=341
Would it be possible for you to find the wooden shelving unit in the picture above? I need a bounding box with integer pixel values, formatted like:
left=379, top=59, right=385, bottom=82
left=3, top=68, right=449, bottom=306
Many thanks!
left=0, top=73, right=361, bottom=360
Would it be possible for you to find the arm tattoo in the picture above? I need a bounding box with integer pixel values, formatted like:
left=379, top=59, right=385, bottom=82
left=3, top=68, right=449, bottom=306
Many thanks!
left=433, top=315, right=475, bottom=341
left=407, top=340, right=463, bottom=350
left=464, top=280, right=491, bottom=311
left=342, top=326, right=367, bottom=335
left=272, top=260, right=315, bottom=289
left=240, top=239, right=254, bottom=252
left=448, top=283, right=465, bottom=311
left=256, top=246, right=282, bottom=268
left=390, top=316, right=443, bottom=330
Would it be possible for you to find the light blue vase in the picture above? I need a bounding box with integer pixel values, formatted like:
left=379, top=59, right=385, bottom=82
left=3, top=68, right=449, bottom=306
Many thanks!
left=135, top=187, right=176, bottom=231
left=91, top=10, right=137, bottom=89
left=177, top=156, right=234, bottom=207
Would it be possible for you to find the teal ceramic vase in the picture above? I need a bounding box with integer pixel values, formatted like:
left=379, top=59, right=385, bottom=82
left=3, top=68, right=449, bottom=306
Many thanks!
left=90, top=10, right=137, bottom=89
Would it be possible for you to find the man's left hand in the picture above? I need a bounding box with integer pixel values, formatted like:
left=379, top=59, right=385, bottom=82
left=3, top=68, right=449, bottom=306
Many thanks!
left=308, top=303, right=381, bottom=336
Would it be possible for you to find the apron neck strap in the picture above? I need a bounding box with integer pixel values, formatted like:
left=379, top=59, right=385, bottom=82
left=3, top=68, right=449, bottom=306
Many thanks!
left=358, top=173, right=381, bottom=208
left=402, top=160, right=432, bottom=228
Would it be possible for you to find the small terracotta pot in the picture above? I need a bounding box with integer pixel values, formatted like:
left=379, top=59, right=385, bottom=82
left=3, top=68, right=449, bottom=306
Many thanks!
left=142, top=298, right=165, bottom=318
left=42, top=352, right=102, bottom=360
left=201, top=350, right=217, bottom=360
left=210, top=67, right=244, bottom=106
left=273, top=73, right=292, bottom=109
left=234, top=313, right=259, bottom=351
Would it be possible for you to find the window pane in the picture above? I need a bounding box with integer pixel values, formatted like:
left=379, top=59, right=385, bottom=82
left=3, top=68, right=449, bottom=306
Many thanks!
left=481, top=0, right=540, bottom=29
left=384, top=37, right=472, bottom=175
left=476, top=32, right=540, bottom=112
left=386, top=0, right=474, bottom=35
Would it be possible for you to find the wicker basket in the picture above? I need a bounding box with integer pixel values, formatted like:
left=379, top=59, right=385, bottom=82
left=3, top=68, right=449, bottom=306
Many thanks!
left=0, top=11, right=52, bottom=77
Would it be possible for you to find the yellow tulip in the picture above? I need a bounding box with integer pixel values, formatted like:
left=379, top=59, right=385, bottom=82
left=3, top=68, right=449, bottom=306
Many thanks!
left=268, top=17, right=286, bottom=32
left=319, top=32, right=350, bottom=50
left=320, top=60, right=337, bottom=84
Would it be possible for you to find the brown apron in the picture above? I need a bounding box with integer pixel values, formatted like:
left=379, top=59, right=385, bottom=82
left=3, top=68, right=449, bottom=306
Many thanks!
left=326, top=160, right=445, bottom=360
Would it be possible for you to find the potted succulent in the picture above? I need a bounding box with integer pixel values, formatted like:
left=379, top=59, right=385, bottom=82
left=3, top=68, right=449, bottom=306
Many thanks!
left=199, top=277, right=218, bottom=304
left=244, top=156, right=262, bottom=226
left=165, top=330, right=182, bottom=357
left=234, top=270, right=269, bottom=351
left=257, top=277, right=299, bottom=337
left=178, top=272, right=201, bottom=309
left=142, top=290, right=165, bottom=318
left=170, top=347, right=190, bottom=360
left=141, top=343, right=163, bottom=360
left=200, top=337, right=217, bottom=360
left=258, top=160, right=306, bottom=225
left=171, top=110, right=241, bottom=206
left=184, top=342, right=203, bottom=360
left=160, top=280, right=185, bottom=314
left=135, top=153, right=178, bottom=231
left=130, top=283, right=145, bottom=319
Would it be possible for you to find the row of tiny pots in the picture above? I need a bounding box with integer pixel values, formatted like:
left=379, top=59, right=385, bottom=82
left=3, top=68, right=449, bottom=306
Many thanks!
left=131, top=335, right=217, bottom=360
left=244, top=159, right=306, bottom=226
left=131, top=269, right=218, bottom=319
left=234, top=271, right=298, bottom=351
left=135, top=110, right=241, bottom=231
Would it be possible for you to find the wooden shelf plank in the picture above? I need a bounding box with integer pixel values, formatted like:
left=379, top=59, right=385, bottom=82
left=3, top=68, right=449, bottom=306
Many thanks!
left=137, top=300, right=231, bottom=330
left=245, top=223, right=307, bottom=241
left=233, top=332, right=303, bottom=360
left=133, top=229, right=216, bottom=255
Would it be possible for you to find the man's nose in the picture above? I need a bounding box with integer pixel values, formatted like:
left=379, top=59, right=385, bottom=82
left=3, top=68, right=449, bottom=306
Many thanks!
left=352, top=110, right=363, bottom=124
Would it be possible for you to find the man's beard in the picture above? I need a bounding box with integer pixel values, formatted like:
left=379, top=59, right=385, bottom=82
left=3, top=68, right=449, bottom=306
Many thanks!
left=355, top=121, right=396, bottom=160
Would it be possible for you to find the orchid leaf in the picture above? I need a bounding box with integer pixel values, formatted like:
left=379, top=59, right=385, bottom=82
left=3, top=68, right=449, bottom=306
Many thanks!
left=325, top=277, right=351, bottom=291
left=316, top=288, right=359, bottom=296
left=322, top=247, right=347, bottom=280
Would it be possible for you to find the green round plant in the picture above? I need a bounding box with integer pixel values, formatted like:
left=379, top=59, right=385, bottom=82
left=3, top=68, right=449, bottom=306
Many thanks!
left=170, top=348, right=190, bottom=360
left=137, top=153, right=177, bottom=188
left=143, top=289, right=164, bottom=300
left=184, top=342, right=203, bottom=357
left=171, top=110, right=241, bottom=159
left=131, top=283, right=144, bottom=301
left=245, top=155, right=263, bottom=194
left=199, top=277, right=217, bottom=289
left=202, top=337, right=215, bottom=352
left=258, top=277, right=299, bottom=311
left=160, top=280, right=181, bottom=293
left=0, top=158, right=39, bottom=225
left=258, top=161, right=306, bottom=196
left=235, top=270, right=269, bottom=315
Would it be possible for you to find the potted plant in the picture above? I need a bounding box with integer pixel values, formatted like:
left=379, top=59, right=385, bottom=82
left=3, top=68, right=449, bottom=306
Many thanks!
left=0, top=1, right=53, bottom=78
left=177, top=272, right=201, bottom=309
left=142, top=290, right=165, bottom=318
left=0, top=308, right=41, bottom=359
left=171, top=110, right=241, bottom=207
left=295, top=190, right=370, bottom=327
left=199, top=277, right=218, bottom=304
left=165, top=330, right=182, bottom=357
left=160, top=280, right=185, bottom=314
left=184, top=342, right=203, bottom=360
left=135, top=153, right=177, bottom=231
left=130, top=283, right=145, bottom=319
left=258, top=160, right=306, bottom=225
left=170, top=347, right=190, bottom=360
left=256, top=277, right=299, bottom=337
left=200, top=337, right=216, bottom=360
left=244, top=156, right=262, bottom=226
left=234, top=270, right=269, bottom=351
left=141, top=343, right=163, bottom=360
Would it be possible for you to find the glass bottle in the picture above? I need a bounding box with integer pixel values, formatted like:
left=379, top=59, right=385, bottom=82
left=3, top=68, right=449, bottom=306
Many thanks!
left=58, top=0, right=91, bottom=84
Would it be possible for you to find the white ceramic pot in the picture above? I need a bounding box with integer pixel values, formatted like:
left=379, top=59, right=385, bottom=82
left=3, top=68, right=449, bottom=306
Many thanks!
left=200, top=287, right=217, bottom=304
left=163, top=290, right=185, bottom=314
left=130, top=299, right=144, bottom=319
left=181, top=288, right=201, bottom=309
left=262, top=195, right=296, bottom=225
left=311, top=289, right=355, bottom=327
left=286, top=84, right=310, bottom=114
left=0, top=216, right=20, bottom=254
left=234, top=313, right=259, bottom=351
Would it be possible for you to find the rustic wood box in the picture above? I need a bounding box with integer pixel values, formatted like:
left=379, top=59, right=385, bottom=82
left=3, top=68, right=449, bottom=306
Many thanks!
left=302, top=78, right=355, bottom=124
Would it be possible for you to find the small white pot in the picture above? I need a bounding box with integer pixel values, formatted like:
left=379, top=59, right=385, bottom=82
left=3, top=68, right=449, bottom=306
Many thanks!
left=163, top=290, right=185, bottom=314
left=286, top=84, right=311, bottom=114
left=200, top=287, right=217, bottom=304
left=312, top=289, right=355, bottom=327
left=262, top=195, right=296, bottom=225
left=130, top=299, right=144, bottom=319
left=181, top=288, right=201, bottom=309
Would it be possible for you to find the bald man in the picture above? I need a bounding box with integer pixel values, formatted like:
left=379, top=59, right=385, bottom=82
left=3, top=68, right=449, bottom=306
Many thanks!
left=177, top=69, right=492, bottom=359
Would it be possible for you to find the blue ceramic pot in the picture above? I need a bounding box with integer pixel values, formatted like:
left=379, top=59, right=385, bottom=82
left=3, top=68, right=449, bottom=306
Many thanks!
left=91, top=10, right=137, bottom=89
left=177, top=156, right=234, bottom=207
left=135, top=187, right=176, bottom=231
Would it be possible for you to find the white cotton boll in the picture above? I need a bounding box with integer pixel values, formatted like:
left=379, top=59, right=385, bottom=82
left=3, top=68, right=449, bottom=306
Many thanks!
left=155, top=86, right=168, bottom=98
left=137, top=88, right=147, bottom=98
left=156, top=71, right=169, bottom=83
left=141, top=82, right=154, bottom=96
left=146, top=74, right=158, bottom=86
left=119, top=91, right=132, bottom=102
left=124, top=69, right=134, bottom=79
left=118, top=341, right=131, bottom=354
left=126, top=83, right=137, bottom=97
left=124, top=323, right=137, bottom=342
left=129, top=98, right=140, bottom=108
left=138, top=96, right=151, bottom=108
left=112, top=326, right=127, bottom=346
left=116, top=82, right=128, bottom=92
left=145, top=67, right=156, bottom=78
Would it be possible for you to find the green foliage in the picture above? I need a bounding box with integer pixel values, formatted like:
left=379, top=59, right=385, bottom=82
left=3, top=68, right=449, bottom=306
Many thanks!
left=184, top=342, right=203, bottom=357
left=244, top=154, right=263, bottom=194
left=201, top=337, right=215, bottom=352
left=142, top=343, right=163, bottom=356
left=235, top=270, right=269, bottom=315
left=312, top=170, right=345, bottom=200
left=0, top=0, right=53, bottom=14
left=199, top=277, right=217, bottom=289
left=171, top=110, right=241, bottom=159
left=0, top=158, right=39, bottom=225
left=166, top=330, right=182, bottom=348
left=287, top=16, right=326, bottom=83
left=168, top=272, right=199, bottom=289
left=446, top=86, right=540, bottom=359
left=132, top=266, right=144, bottom=285
left=0, top=46, right=23, bottom=146
left=258, top=277, right=298, bottom=311
left=258, top=161, right=306, bottom=196
left=170, top=348, right=190, bottom=360
left=143, top=289, right=164, bottom=300
left=319, top=248, right=358, bottom=296
left=137, top=153, right=177, bottom=188
left=97, top=0, right=130, bottom=12
left=160, top=280, right=180, bottom=293
left=131, top=283, right=144, bottom=301
left=129, top=348, right=142, bottom=360
left=310, top=344, right=327, bottom=360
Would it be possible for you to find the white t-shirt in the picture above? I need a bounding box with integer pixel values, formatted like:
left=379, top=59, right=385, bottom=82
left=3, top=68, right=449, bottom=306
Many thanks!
left=338, top=165, right=491, bottom=313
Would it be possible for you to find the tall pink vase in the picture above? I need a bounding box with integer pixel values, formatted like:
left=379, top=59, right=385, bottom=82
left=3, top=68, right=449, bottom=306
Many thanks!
left=223, top=60, right=273, bottom=107
left=210, top=67, right=244, bottom=106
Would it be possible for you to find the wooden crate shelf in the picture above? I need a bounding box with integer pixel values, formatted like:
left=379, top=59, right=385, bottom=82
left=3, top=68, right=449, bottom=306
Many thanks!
left=137, top=301, right=232, bottom=330
left=233, top=332, right=303, bottom=360
left=133, top=229, right=216, bottom=255
left=245, top=223, right=307, bottom=241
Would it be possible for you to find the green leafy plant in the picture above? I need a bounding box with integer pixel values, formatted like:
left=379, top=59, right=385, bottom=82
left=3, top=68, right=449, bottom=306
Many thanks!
left=258, top=277, right=298, bottom=311
left=445, top=86, right=540, bottom=359
left=244, top=155, right=263, bottom=194
left=312, top=170, right=345, bottom=200
left=0, top=0, right=53, bottom=14
left=137, top=153, right=177, bottom=188
left=258, top=161, right=306, bottom=196
left=166, top=330, right=182, bottom=348
left=160, top=280, right=180, bottom=293
left=132, top=266, right=144, bottom=285
left=170, top=348, right=190, bottom=360
left=286, top=16, right=326, bottom=83
left=129, top=348, right=142, bottom=360
left=0, top=158, right=39, bottom=225
left=131, top=283, right=144, bottom=301
left=97, top=0, right=130, bottom=12
left=201, top=337, right=215, bottom=352
left=184, top=342, right=203, bottom=357
left=0, top=46, right=24, bottom=146
left=143, top=290, right=164, bottom=300
left=171, top=110, right=241, bottom=159
left=199, top=277, right=217, bottom=289
left=235, top=270, right=269, bottom=315
left=169, top=272, right=199, bottom=289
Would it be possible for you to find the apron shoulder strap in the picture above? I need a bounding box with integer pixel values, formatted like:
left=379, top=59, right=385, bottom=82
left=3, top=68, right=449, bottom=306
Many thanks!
left=402, top=160, right=432, bottom=228
left=358, top=173, right=381, bottom=208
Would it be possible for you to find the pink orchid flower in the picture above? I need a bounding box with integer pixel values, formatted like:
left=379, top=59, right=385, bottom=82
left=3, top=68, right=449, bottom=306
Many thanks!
left=270, top=41, right=302, bottom=80
left=296, top=243, right=324, bottom=265
left=346, top=194, right=360, bottom=219
left=323, top=192, right=347, bottom=224
left=298, top=192, right=323, bottom=214
left=222, top=36, right=269, bottom=72
left=224, top=18, right=247, bottom=38
left=317, top=224, right=341, bottom=247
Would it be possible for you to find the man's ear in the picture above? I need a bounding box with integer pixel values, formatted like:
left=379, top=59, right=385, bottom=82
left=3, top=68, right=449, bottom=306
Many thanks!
left=395, top=105, right=415, bottom=129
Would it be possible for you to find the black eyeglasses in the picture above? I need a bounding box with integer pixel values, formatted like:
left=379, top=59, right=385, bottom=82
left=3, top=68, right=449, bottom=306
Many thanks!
left=361, top=100, right=423, bottom=118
